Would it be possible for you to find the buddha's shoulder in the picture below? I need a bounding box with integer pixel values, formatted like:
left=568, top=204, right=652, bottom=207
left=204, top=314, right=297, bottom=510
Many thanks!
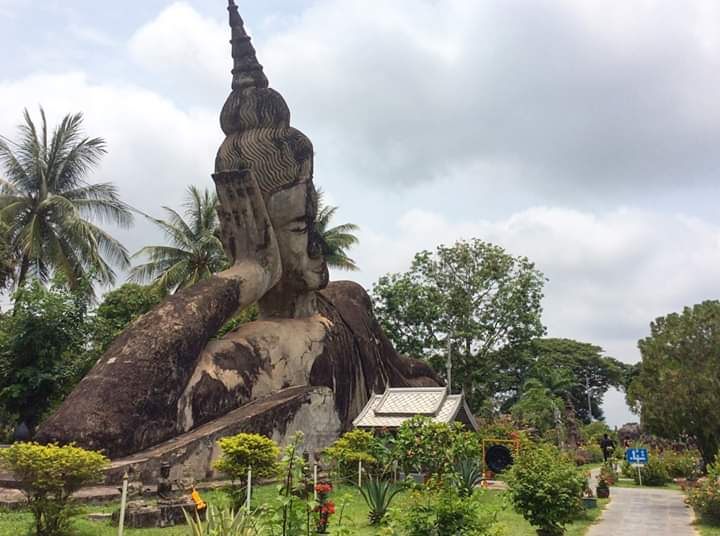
left=319, top=280, right=372, bottom=308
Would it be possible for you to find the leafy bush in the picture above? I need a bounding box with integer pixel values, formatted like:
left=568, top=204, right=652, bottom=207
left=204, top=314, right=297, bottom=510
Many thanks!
left=505, top=444, right=585, bottom=536
left=621, top=460, right=635, bottom=479
left=358, top=477, right=403, bottom=525
left=661, top=450, right=701, bottom=479
left=687, top=455, right=720, bottom=523
left=323, top=429, right=379, bottom=481
left=184, top=504, right=267, bottom=535
left=394, top=416, right=479, bottom=478
left=634, top=456, right=671, bottom=486
left=214, top=433, right=280, bottom=482
left=214, top=433, right=280, bottom=509
left=391, top=487, right=499, bottom=536
left=574, top=445, right=604, bottom=466
left=0, top=442, right=108, bottom=536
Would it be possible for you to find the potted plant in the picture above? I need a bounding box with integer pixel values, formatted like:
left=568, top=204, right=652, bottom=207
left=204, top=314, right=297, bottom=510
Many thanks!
left=596, top=477, right=610, bottom=499
left=582, top=477, right=597, bottom=509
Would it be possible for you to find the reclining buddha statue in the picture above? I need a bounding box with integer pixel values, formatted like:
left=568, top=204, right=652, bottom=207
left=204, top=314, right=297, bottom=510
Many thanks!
left=37, top=1, right=439, bottom=470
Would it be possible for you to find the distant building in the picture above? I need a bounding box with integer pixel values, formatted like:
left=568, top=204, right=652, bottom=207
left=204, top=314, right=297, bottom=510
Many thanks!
left=352, top=387, right=478, bottom=432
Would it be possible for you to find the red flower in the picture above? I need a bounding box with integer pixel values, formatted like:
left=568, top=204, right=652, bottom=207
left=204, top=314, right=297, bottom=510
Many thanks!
left=315, top=482, right=332, bottom=494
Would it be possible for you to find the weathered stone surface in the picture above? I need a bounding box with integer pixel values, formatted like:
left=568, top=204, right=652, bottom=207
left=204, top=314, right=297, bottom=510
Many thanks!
left=105, top=386, right=337, bottom=484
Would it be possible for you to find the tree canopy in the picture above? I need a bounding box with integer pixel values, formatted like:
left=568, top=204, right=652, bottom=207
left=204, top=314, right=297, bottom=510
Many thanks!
left=628, top=300, right=720, bottom=466
left=0, top=108, right=133, bottom=291
left=371, top=239, right=546, bottom=413
left=514, top=338, right=628, bottom=422
left=129, top=185, right=228, bottom=294
left=315, top=189, right=360, bottom=271
left=0, top=279, right=91, bottom=430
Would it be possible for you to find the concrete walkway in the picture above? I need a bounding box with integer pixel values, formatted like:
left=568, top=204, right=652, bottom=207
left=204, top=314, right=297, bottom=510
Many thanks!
left=587, top=486, right=697, bottom=536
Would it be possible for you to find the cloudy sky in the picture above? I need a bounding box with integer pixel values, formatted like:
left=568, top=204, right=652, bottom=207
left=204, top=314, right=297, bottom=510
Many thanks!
left=2, top=0, right=720, bottom=426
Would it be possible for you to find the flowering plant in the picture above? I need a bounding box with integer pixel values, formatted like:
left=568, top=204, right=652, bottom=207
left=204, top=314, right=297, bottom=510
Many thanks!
left=314, top=481, right=335, bottom=533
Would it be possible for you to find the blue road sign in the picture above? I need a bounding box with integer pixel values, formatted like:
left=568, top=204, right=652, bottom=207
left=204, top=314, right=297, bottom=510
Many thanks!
left=626, top=448, right=649, bottom=464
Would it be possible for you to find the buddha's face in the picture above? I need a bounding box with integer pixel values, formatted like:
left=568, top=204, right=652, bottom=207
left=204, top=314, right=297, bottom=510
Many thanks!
left=265, top=181, right=328, bottom=293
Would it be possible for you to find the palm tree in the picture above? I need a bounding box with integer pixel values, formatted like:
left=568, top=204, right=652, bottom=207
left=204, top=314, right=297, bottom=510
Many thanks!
left=315, top=189, right=360, bottom=271
left=0, top=108, right=132, bottom=289
left=129, top=186, right=228, bottom=294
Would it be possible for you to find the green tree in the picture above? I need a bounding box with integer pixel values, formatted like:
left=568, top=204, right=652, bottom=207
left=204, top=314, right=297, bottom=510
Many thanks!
left=129, top=185, right=228, bottom=294
left=315, top=190, right=359, bottom=271
left=371, top=239, right=546, bottom=412
left=511, top=338, right=628, bottom=422
left=512, top=368, right=575, bottom=436
left=0, top=279, right=91, bottom=431
left=91, top=283, right=163, bottom=353
left=628, top=300, right=720, bottom=467
left=0, top=108, right=132, bottom=289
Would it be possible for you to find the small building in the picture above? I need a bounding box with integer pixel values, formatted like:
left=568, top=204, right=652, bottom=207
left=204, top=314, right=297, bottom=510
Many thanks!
left=352, top=387, right=478, bottom=432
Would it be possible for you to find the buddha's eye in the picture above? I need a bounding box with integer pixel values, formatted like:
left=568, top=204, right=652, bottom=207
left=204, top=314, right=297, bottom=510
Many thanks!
left=290, top=225, right=308, bottom=234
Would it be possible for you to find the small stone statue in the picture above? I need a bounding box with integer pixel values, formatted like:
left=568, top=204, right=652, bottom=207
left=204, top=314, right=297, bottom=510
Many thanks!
left=156, top=462, right=175, bottom=501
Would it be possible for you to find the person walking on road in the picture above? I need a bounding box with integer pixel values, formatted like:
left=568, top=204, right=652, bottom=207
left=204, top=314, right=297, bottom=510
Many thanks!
left=600, top=434, right=615, bottom=462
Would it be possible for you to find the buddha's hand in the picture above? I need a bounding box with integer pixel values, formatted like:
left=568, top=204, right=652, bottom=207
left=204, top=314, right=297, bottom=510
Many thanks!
left=213, top=169, right=282, bottom=291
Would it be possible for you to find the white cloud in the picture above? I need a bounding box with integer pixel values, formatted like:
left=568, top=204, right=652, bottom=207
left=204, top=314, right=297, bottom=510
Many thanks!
left=128, top=2, right=229, bottom=99
left=0, top=72, right=223, bottom=260
left=351, top=205, right=720, bottom=365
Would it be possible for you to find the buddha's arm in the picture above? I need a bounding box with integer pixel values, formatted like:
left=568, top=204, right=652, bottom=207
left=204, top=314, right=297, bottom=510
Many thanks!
left=36, top=169, right=281, bottom=457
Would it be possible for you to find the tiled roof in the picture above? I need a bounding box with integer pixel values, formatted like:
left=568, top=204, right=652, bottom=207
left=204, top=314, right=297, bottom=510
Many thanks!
left=375, top=387, right=447, bottom=416
left=352, top=387, right=477, bottom=430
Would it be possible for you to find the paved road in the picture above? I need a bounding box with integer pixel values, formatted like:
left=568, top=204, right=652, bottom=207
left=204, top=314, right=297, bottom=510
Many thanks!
left=586, top=486, right=697, bottom=536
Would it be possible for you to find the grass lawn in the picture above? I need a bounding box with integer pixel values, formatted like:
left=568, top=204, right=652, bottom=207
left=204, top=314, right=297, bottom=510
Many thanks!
left=695, top=517, right=720, bottom=536
left=613, top=478, right=683, bottom=492
left=0, top=484, right=608, bottom=536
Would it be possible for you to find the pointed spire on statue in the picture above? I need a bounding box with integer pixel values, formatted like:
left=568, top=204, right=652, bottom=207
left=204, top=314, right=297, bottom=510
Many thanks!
left=227, top=0, right=268, bottom=90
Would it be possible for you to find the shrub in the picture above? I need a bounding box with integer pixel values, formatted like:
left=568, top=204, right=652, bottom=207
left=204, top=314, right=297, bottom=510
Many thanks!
left=392, top=487, right=499, bottom=536
left=634, top=456, right=671, bottom=486
left=621, top=460, right=635, bottom=479
left=394, top=416, right=474, bottom=477
left=214, top=433, right=280, bottom=508
left=323, top=429, right=379, bottom=481
left=687, top=455, right=720, bottom=523
left=0, top=442, right=108, bottom=536
left=505, top=444, right=585, bottom=536
left=214, top=433, right=280, bottom=482
left=662, top=450, right=701, bottom=479
left=574, top=445, right=604, bottom=466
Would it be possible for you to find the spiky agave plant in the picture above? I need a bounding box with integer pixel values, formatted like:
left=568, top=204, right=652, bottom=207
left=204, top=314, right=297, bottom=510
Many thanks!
left=183, top=505, right=267, bottom=536
left=454, top=458, right=483, bottom=497
left=358, top=477, right=403, bottom=525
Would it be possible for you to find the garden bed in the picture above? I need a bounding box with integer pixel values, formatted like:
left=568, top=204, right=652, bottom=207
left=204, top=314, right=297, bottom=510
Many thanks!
left=0, top=484, right=608, bottom=536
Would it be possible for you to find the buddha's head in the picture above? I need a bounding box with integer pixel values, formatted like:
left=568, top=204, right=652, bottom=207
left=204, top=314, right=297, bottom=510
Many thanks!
left=214, top=1, right=329, bottom=317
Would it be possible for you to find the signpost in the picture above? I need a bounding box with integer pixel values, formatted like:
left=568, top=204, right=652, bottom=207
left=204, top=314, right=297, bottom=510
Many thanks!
left=626, top=448, right=649, bottom=486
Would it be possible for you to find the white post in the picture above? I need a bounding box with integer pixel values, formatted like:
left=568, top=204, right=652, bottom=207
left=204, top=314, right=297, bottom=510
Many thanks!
left=246, top=467, right=252, bottom=510
left=313, top=463, right=318, bottom=501
left=637, top=464, right=643, bottom=487
left=358, top=460, right=362, bottom=487
left=118, top=471, right=129, bottom=536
